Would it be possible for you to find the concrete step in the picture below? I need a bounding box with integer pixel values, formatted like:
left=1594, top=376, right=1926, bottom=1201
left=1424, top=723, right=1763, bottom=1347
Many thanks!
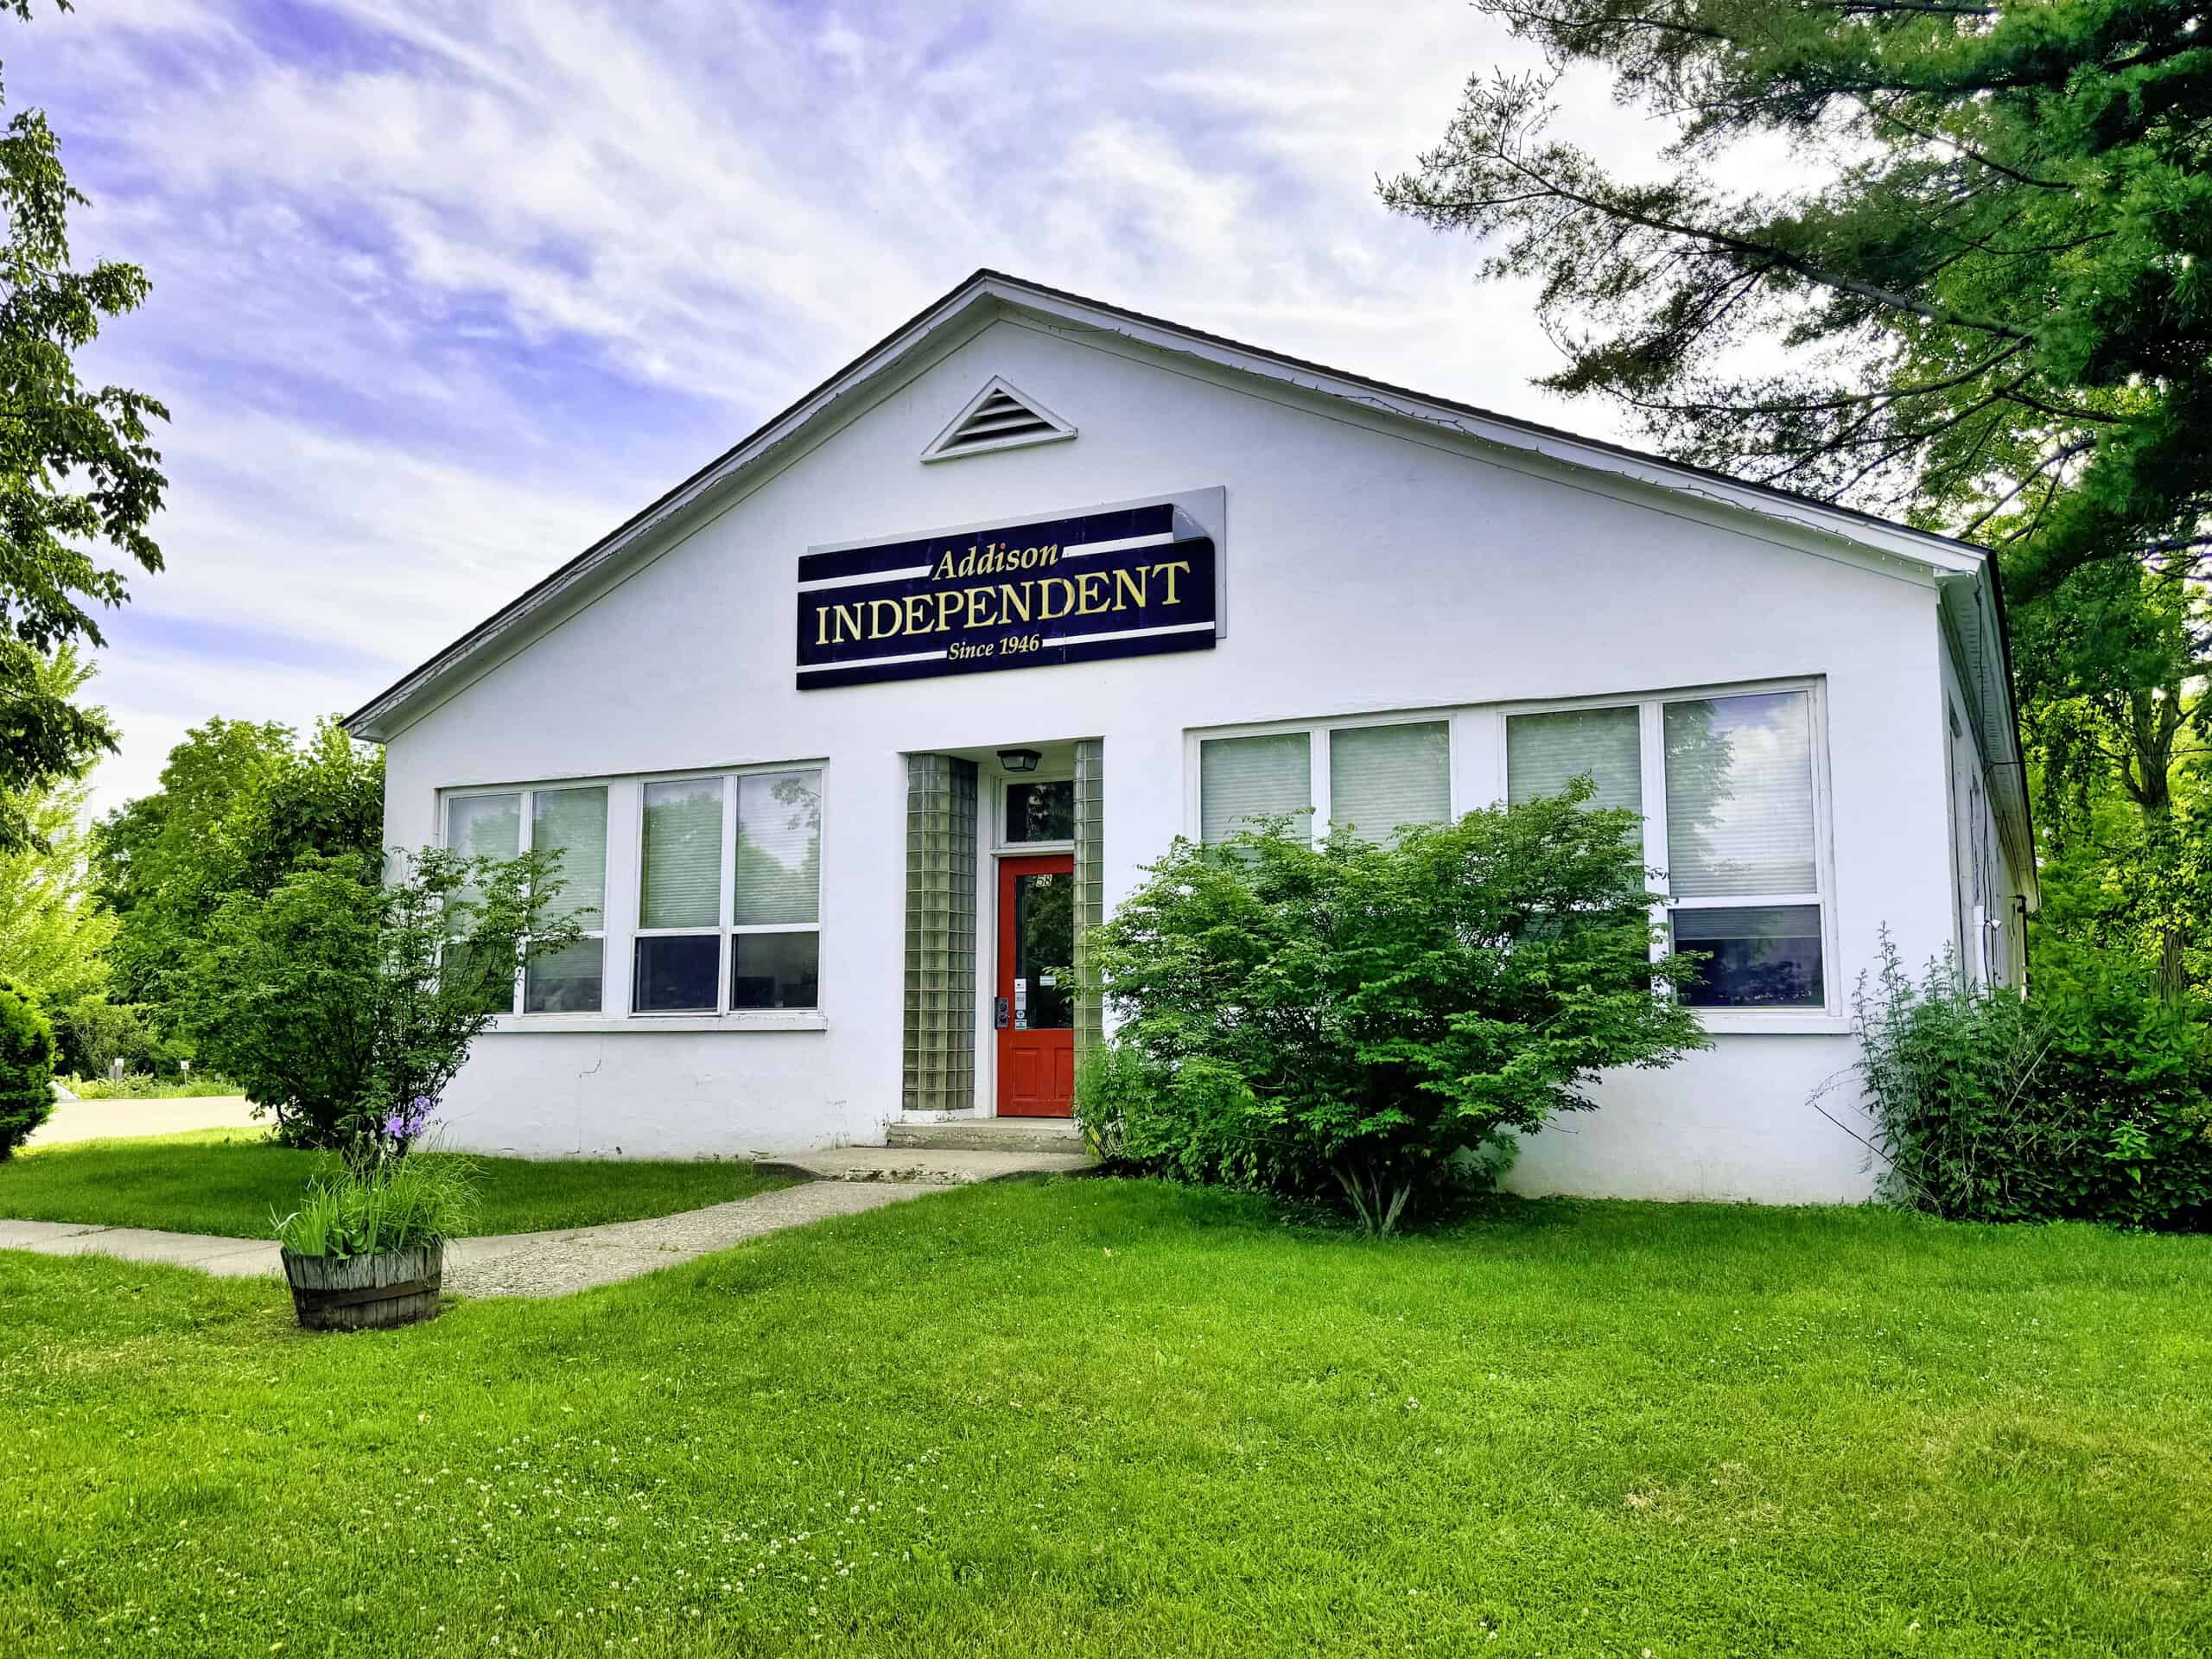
left=886, top=1117, right=1085, bottom=1154
left=770, top=1145, right=1094, bottom=1185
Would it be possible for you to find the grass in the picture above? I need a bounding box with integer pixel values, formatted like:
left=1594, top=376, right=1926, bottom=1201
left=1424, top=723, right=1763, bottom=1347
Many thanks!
left=0, top=1129, right=796, bottom=1238
left=3, top=1179, right=2210, bottom=1657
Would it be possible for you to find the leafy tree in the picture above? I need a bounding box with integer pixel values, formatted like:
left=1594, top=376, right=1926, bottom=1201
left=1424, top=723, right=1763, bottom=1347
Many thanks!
left=179, top=847, right=581, bottom=1150
left=0, top=1, right=169, bottom=847
left=95, top=717, right=384, bottom=1009
left=0, top=643, right=111, bottom=1009
left=1382, top=0, right=2211, bottom=990
left=1084, top=790, right=1707, bottom=1233
left=0, top=973, right=53, bottom=1156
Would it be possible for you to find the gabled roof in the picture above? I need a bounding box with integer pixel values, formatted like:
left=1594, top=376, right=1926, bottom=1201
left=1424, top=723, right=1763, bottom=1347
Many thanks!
left=342, top=268, right=2032, bottom=894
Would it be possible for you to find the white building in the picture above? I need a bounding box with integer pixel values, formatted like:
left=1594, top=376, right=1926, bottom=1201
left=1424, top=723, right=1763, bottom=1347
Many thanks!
left=347, top=270, right=2033, bottom=1203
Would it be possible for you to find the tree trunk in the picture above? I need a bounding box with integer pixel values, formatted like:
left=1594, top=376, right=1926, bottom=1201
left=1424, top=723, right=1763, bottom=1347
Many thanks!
left=2122, top=689, right=2189, bottom=1001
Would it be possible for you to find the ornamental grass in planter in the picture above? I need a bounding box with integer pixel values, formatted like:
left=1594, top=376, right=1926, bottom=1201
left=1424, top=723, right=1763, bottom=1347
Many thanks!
left=274, top=1110, right=479, bottom=1331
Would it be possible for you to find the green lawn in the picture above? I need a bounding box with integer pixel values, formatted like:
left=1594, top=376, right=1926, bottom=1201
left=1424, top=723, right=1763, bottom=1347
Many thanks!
left=0, top=1129, right=795, bottom=1237
left=4, top=1180, right=2209, bottom=1657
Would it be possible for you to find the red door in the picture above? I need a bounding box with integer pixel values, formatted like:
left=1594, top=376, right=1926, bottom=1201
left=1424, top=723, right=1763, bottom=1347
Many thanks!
left=996, top=854, right=1076, bottom=1117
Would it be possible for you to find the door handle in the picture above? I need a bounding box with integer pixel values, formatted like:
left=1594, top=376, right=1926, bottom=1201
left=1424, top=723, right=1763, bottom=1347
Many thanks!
left=994, top=997, right=1009, bottom=1029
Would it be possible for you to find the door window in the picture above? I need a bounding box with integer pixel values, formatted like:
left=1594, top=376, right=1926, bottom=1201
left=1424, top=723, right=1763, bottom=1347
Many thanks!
left=1009, top=870, right=1073, bottom=1030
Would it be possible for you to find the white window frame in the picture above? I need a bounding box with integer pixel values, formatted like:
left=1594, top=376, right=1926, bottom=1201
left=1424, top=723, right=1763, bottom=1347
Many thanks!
left=993, top=770, right=1077, bottom=855
left=442, top=781, right=611, bottom=1020
left=1185, top=679, right=1842, bottom=1033
left=438, top=760, right=828, bottom=1034
left=1182, top=706, right=1461, bottom=845
left=633, top=762, right=826, bottom=1023
left=1497, top=677, right=1840, bottom=1027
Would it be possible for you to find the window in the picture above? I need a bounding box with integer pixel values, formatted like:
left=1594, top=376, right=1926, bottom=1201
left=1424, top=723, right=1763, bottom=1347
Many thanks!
left=636, top=778, right=726, bottom=1013
left=1004, top=779, right=1074, bottom=843
left=1507, top=707, right=1641, bottom=815
left=1198, top=720, right=1453, bottom=845
left=1199, top=732, right=1310, bottom=842
left=525, top=786, right=607, bottom=1013
left=633, top=768, right=823, bottom=1014
left=731, top=770, right=820, bottom=1009
left=444, top=785, right=609, bottom=1016
left=1330, top=721, right=1449, bottom=842
left=1505, top=686, right=1829, bottom=1011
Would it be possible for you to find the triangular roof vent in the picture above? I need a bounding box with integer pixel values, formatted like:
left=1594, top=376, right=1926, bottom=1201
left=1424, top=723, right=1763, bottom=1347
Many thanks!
left=920, top=376, right=1076, bottom=463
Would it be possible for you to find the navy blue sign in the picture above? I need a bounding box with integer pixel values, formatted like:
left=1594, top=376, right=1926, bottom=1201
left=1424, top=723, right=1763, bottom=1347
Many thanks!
left=795, top=501, right=1217, bottom=690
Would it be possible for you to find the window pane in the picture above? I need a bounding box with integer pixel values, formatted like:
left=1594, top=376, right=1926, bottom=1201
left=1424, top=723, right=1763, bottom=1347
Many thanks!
left=730, top=931, right=819, bottom=1010
left=1508, top=707, right=1642, bottom=815
left=447, top=793, right=521, bottom=861
left=447, top=793, right=520, bottom=914
left=734, top=771, right=821, bottom=926
left=1329, top=721, right=1450, bottom=841
left=633, top=934, right=720, bottom=1013
left=531, top=786, right=607, bottom=926
left=1011, top=871, right=1074, bottom=1030
left=1199, top=733, right=1311, bottom=842
left=1663, top=692, right=1816, bottom=897
left=1672, top=905, right=1824, bottom=1008
left=641, top=779, right=722, bottom=929
left=524, top=938, right=603, bottom=1014
left=1005, top=779, right=1074, bottom=843
left=442, top=939, right=515, bottom=1018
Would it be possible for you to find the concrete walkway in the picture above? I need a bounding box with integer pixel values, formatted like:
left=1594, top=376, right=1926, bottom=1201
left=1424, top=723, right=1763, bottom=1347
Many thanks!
left=0, top=1143, right=1094, bottom=1298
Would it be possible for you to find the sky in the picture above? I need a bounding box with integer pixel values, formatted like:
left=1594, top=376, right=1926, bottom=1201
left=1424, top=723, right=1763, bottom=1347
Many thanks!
left=13, top=0, right=1676, bottom=817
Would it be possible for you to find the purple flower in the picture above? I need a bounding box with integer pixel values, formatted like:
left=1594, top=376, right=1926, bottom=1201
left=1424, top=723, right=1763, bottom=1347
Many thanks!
left=384, top=1096, right=435, bottom=1141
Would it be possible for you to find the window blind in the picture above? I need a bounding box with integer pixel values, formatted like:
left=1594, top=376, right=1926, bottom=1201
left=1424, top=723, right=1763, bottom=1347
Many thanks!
left=531, top=786, right=607, bottom=926
left=1329, top=721, right=1449, bottom=841
left=1663, top=691, right=1816, bottom=897
left=1199, top=733, right=1311, bottom=842
left=734, top=770, right=821, bottom=926
left=1506, top=707, right=1642, bottom=815
left=447, top=793, right=520, bottom=861
left=639, top=779, right=722, bottom=929
left=446, top=793, right=520, bottom=918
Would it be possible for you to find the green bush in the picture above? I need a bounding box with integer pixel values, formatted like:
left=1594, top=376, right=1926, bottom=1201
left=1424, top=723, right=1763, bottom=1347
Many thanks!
left=1085, top=788, right=1707, bottom=1232
left=179, top=846, right=582, bottom=1151
left=62, top=1071, right=238, bottom=1100
left=48, top=995, right=189, bottom=1082
left=272, top=1150, right=480, bottom=1258
left=0, top=979, right=57, bottom=1159
left=1853, top=936, right=2212, bottom=1228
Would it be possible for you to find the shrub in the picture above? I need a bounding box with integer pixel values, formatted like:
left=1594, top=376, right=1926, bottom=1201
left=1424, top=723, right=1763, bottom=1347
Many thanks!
left=272, top=1150, right=480, bottom=1258
left=179, top=846, right=582, bottom=1151
left=1851, top=935, right=2212, bottom=1228
left=1087, top=787, right=1708, bottom=1232
left=48, top=995, right=188, bottom=1082
left=0, top=979, right=55, bottom=1158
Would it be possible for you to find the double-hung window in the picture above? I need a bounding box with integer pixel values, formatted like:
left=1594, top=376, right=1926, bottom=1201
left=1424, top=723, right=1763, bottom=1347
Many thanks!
left=635, top=768, right=822, bottom=1014
left=1198, top=717, right=1451, bottom=844
left=1506, top=686, right=1830, bottom=1011
left=443, top=785, right=609, bottom=1015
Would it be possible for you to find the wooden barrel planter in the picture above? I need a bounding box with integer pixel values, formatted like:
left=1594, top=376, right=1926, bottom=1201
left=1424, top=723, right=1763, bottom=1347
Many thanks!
left=282, top=1243, right=444, bottom=1332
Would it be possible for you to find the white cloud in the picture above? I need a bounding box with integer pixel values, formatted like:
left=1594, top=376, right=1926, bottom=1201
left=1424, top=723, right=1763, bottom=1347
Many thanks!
left=10, top=1, right=1677, bottom=817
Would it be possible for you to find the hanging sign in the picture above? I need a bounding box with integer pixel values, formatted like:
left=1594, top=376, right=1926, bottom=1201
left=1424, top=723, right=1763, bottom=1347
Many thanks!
left=795, top=498, right=1217, bottom=689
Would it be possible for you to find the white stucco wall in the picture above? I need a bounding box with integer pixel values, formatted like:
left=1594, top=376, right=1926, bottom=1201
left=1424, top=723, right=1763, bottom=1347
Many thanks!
left=380, top=311, right=1964, bottom=1202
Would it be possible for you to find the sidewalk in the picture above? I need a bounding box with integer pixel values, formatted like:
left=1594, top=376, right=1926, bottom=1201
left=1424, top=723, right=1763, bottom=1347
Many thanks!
left=0, top=1143, right=1094, bottom=1297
